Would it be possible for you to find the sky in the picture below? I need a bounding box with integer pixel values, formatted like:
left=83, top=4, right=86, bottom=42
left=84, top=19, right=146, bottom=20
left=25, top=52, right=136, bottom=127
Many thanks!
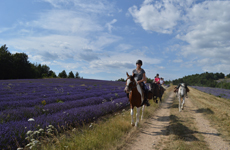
left=1, top=0, right=230, bottom=81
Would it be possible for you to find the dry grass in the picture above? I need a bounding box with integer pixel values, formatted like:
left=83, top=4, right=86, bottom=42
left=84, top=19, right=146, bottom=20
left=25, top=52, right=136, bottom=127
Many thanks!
left=38, top=87, right=173, bottom=150
left=161, top=92, right=209, bottom=150
left=188, top=87, right=230, bottom=142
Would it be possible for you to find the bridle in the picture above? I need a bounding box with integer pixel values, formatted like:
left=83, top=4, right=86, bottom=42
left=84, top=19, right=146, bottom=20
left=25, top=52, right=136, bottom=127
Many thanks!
left=126, top=78, right=137, bottom=92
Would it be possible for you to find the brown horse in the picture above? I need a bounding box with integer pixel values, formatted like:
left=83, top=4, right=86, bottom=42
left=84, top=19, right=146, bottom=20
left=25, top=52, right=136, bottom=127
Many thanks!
left=124, top=72, right=151, bottom=126
left=151, top=83, right=165, bottom=103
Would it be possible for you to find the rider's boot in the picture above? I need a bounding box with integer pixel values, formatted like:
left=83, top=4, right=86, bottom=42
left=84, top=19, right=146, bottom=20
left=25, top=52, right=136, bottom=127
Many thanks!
left=185, top=87, right=189, bottom=98
left=143, top=98, right=150, bottom=106
left=145, top=98, right=150, bottom=106
left=142, top=91, right=150, bottom=106
left=145, top=90, right=150, bottom=106
left=185, top=91, right=188, bottom=98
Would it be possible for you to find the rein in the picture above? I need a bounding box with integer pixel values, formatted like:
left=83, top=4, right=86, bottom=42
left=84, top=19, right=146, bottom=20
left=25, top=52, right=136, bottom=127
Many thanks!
left=126, top=78, right=138, bottom=92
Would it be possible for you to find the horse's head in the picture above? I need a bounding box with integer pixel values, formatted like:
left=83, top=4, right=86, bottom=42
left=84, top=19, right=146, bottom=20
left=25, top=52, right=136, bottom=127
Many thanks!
left=151, top=82, right=157, bottom=90
left=181, top=83, right=185, bottom=87
left=179, top=83, right=186, bottom=97
left=124, top=72, right=137, bottom=93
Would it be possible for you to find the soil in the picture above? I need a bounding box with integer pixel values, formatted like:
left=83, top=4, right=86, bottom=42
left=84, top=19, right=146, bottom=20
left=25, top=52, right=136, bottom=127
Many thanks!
left=122, top=92, right=230, bottom=150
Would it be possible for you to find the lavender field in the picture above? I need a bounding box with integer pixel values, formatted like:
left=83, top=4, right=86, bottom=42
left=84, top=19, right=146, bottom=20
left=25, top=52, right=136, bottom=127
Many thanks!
left=190, top=86, right=230, bottom=99
left=0, top=78, right=128, bottom=149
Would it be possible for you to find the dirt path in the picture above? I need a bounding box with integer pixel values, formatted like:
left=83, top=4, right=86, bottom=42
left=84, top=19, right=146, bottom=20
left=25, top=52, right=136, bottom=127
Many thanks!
left=186, top=97, right=230, bottom=150
left=123, top=93, right=174, bottom=150
left=122, top=92, right=230, bottom=150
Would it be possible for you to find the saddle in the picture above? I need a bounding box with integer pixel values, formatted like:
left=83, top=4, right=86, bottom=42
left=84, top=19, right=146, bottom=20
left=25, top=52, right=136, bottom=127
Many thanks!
left=139, top=83, right=145, bottom=100
left=140, top=83, right=152, bottom=100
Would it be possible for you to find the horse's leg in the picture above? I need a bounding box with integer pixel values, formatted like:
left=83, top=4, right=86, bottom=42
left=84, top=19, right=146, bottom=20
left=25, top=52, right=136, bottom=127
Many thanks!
left=141, top=105, right=145, bottom=121
left=130, top=108, right=134, bottom=126
left=178, top=95, right=181, bottom=112
left=135, top=107, right=141, bottom=127
left=155, top=96, right=158, bottom=103
left=182, top=97, right=185, bottom=110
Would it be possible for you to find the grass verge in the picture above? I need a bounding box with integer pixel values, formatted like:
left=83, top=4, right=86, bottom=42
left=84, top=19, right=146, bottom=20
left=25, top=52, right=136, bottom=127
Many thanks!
left=37, top=86, right=173, bottom=150
left=161, top=90, right=209, bottom=150
left=188, top=87, right=230, bottom=143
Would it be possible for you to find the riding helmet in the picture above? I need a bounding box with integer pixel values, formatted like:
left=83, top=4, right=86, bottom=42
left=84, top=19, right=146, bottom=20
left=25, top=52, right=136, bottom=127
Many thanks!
left=136, top=60, right=142, bottom=65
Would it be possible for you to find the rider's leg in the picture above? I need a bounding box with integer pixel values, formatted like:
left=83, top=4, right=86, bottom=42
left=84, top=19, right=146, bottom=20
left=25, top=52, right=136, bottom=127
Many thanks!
left=142, top=83, right=150, bottom=106
left=176, top=83, right=181, bottom=89
left=185, top=83, right=188, bottom=98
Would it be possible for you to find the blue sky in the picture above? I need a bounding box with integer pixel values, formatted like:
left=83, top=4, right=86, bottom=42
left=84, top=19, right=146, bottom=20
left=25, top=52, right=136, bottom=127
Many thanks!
left=1, top=0, right=230, bottom=80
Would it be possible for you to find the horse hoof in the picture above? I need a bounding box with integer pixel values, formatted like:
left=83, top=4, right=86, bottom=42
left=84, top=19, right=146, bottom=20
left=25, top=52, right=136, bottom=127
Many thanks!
left=131, top=123, right=135, bottom=126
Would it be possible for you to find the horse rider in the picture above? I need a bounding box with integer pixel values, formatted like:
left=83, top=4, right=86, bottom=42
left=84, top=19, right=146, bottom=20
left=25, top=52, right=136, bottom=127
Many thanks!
left=154, top=74, right=160, bottom=87
left=160, top=77, right=164, bottom=85
left=160, top=77, right=166, bottom=89
left=174, top=83, right=189, bottom=98
left=154, top=74, right=164, bottom=95
left=133, top=60, right=150, bottom=106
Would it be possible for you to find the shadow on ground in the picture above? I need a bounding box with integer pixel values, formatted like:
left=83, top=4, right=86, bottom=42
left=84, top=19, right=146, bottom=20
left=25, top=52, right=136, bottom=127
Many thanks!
left=195, top=108, right=214, bottom=114
left=140, top=115, right=220, bottom=142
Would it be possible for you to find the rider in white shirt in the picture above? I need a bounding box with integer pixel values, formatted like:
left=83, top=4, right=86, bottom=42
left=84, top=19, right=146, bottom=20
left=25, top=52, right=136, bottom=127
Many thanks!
left=160, top=77, right=166, bottom=90
left=160, top=78, right=164, bottom=85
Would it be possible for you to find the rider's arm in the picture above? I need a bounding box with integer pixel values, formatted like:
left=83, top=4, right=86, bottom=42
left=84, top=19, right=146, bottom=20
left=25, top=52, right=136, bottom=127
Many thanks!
left=138, top=73, right=146, bottom=83
left=142, top=73, right=146, bottom=83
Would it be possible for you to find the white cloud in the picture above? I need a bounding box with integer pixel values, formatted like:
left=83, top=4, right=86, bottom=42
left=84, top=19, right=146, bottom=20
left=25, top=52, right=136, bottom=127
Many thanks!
left=42, top=0, right=115, bottom=13
left=177, top=1, right=230, bottom=73
left=81, top=52, right=162, bottom=74
left=129, top=0, right=230, bottom=74
left=23, top=9, right=103, bottom=34
left=173, top=59, right=183, bottom=63
left=116, top=44, right=133, bottom=51
left=128, top=0, right=182, bottom=34
left=105, top=19, right=117, bottom=33
left=158, top=66, right=165, bottom=69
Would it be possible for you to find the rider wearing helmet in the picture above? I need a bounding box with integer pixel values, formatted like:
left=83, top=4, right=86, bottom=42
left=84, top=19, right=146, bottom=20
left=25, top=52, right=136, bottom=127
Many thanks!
left=133, top=60, right=150, bottom=106
left=154, top=74, right=160, bottom=85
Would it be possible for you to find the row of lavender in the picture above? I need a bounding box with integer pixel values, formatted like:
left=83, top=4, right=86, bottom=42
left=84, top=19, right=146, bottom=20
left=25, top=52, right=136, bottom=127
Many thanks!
left=0, top=79, right=128, bottom=149
left=190, top=86, right=230, bottom=99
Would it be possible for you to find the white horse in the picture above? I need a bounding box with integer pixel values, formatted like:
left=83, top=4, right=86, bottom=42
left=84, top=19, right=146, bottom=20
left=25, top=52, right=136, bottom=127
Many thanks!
left=178, top=83, right=186, bottom=112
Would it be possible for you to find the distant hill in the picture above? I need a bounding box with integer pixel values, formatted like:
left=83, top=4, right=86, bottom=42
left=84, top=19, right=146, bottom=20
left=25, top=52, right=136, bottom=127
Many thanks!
left=172, top=72, right=225, bottom=87
left=172, top=72, right=230, bottom=89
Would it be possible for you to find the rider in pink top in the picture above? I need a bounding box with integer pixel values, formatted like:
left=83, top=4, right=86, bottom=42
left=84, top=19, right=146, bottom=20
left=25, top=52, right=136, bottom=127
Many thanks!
left=154, top=74, right=160, bottom=84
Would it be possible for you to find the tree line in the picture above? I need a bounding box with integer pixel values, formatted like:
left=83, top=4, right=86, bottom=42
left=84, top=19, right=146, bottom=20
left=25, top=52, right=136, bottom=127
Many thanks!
left=172, top=72, right=230, bottom=89
left=0, top=44, right=81, bottom=79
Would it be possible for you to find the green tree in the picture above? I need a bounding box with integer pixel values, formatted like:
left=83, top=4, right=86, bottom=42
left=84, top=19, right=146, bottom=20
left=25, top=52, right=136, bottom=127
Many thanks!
left=0, top=44, right=57, bottom=79
left=75, top=72, right=80, bottom=78
left=117, top=78, right=125, bottom=82
left=226, top=73, right=230, bottom=78
left=146, top=78, right=153, bottom=83
left=68, top=71, right=75, bottom=78
left=48, top=70, right=57, bottom=78
left=58, top=70, right=67, bottom=78
left=0, top=44, right=13, bottom=79
left=12, top=53, right=30, bottom=79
